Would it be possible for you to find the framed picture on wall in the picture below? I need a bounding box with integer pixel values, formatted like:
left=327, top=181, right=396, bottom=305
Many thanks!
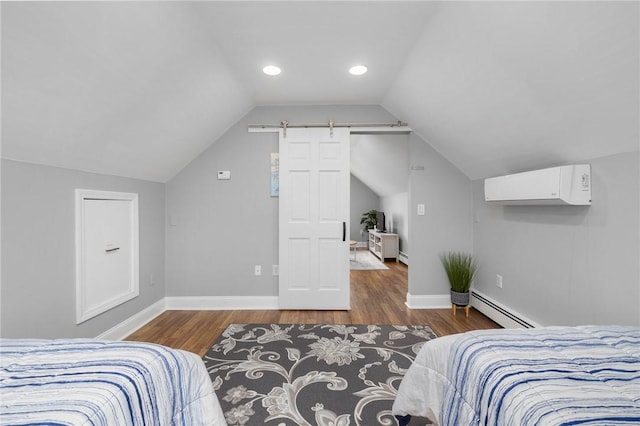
left=270, top=153, right=279, bottom=197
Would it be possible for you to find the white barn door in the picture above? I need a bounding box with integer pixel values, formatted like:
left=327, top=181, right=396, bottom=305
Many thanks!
left=279, top=127, right=350, bottom=309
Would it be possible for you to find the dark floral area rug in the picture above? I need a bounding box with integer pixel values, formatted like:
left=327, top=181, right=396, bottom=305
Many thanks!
left=202, top=324, right=436, bottom=426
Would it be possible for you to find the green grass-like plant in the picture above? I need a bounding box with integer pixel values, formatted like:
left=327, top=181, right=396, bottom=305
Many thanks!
left=440, top=251, right=478, bottom=293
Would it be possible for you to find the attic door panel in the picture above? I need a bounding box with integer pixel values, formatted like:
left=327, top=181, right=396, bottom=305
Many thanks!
left=76, top=190, right=139, bottom=324
left=83, top=200, right=132, bottom=309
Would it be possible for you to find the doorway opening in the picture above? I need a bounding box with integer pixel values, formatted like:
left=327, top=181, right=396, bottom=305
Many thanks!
left=262, top=120, right=412, bottom=311
left=349, top=133, right=410, bottom=287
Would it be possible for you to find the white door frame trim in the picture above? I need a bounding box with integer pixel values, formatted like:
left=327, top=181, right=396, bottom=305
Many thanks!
left=75, top=189, right=140, bottom=324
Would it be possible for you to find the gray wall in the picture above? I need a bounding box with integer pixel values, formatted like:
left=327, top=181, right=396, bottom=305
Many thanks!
left=350, top=174, right=380, bottom=243
left=472, top=152, right=640, bottom=326
left=408, top=133, right=474, bottom=296
left=166, top=104, right=470, bottom=298
left=165, top=105, right=401, bottom=297
left=1, top=159, right=166, bottom=338
left=381, top=192, right=408, bottom=254
left=4, top=106, right=635, bottom=337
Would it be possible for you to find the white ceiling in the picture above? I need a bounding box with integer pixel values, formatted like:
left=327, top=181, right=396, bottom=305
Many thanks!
left=2, top=1, right=638, bottom=183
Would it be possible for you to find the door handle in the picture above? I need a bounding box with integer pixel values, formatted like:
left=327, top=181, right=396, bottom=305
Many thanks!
left=342, top=222, right=346, bottom=242
left=105, top=247, right=120, bottom=253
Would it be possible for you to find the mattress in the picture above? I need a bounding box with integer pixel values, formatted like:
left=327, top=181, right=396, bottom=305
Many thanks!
left=392, top=325, right=640, bottom=425
left=0, top=339, right=226, bottom=425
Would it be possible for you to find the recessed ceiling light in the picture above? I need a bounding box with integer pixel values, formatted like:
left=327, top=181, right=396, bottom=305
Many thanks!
left=349, top=65, right=368, bottom=76
left=263, top=65, right=281, bottom=76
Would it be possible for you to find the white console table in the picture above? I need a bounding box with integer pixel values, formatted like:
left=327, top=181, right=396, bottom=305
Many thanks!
left=368, top=230, right=399, bottom=262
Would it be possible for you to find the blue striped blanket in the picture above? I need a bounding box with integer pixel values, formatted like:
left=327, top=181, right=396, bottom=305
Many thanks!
left=0, top=339, right=226, bottom=425
left=394, top=326, right=640, bottom=425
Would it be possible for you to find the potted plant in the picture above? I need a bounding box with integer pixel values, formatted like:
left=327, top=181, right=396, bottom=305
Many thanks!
left=440, top=251, right=478, bottom=308
left=360, top=209, right=378, bottom=232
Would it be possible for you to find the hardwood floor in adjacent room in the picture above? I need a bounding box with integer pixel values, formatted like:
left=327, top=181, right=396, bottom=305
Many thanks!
left=126, top=253, right=501, bottom=356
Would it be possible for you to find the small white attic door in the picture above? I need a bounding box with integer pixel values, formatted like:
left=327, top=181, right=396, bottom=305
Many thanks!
left=75, top=189, right=139, bottom=324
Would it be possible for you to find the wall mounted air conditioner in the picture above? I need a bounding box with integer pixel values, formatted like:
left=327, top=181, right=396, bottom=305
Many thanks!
left=484, top=164, right=591, bottom=205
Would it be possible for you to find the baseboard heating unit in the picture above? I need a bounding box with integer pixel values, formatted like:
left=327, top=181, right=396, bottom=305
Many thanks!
left=471, top=290, right=540, bottom=329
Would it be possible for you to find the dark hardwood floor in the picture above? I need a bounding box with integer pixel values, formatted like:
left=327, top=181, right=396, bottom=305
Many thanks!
left=126, top=252, right=500, bottom=356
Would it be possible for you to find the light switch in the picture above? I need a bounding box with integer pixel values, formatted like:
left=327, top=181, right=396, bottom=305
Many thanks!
left=417, top=204, right=425, bottom=216
left=218, top=171, right=231, bottom=180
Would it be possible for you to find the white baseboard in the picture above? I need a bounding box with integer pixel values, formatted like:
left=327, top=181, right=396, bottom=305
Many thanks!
left=471, top=290, right=541, bottom=329
left=96, top=298, right=166, bottom=341
left=405, top=293, right=450, bottom=309
left=103, top=291, right=508, bottom=340
left=98, top=296, right=280, bottom=340
left=398, top=251, right=408, bottom=265
left=165, top=296, right=279, bottom=310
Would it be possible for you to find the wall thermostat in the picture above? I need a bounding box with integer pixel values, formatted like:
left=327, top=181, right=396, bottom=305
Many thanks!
left=217, top=171, right=231, bottom=180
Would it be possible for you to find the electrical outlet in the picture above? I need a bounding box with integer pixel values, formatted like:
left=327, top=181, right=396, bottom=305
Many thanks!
left=254, top=265, right=262, bottom=276
left=417, top=204, right=425, bottom=216
left=496, top=274, right=503, bottom=288
left=272, top=265, right=279, bottom=276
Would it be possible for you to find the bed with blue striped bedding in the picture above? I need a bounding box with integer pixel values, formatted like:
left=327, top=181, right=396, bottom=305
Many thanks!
left=0, top=339, right=226, bottom=425
left=393, top=326, right=640, bottom=425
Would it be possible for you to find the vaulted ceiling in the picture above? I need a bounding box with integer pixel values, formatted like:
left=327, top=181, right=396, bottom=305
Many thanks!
left=2, top=1, right=638, bottom=183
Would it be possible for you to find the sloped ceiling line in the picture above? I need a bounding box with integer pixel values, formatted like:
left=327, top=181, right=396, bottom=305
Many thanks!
left=2, top=2, right=638, bottom=182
